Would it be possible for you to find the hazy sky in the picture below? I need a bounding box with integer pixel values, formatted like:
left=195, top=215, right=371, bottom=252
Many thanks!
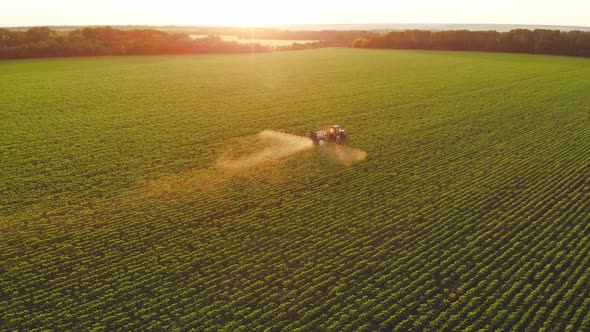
left=1, top=0, right=589, bottom=27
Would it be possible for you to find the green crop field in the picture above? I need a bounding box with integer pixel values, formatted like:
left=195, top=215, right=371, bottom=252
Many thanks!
left=1, top=48, right=589, bottom=331
left=190, top=35, right=320, bottom=46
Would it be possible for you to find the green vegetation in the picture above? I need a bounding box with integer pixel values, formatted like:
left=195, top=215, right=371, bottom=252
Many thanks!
left=355, top=29, right=590, bottom=57
left=190, top=35, right=320, bottom=47
left=5, top=26, right=590, bottom=61
left=0, top=27, right=269, bottom=59
left=1, top=48, right=589, bottom=330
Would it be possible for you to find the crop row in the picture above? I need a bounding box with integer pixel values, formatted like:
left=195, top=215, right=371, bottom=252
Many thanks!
left=1, top=49, right=589, bottom=330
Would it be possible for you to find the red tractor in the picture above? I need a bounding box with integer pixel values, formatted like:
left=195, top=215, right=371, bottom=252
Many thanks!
left=310, top=125, right=348, bottom=145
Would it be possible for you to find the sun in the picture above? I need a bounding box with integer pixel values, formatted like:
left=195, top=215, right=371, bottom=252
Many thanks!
left=122, top=0, right=309, bottom=26
left=176, top=3, right=279, bottom=26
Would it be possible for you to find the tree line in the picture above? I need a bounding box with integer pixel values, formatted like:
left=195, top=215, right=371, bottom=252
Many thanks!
left=0, top=27, right=271, bottom=59
left=2, top=26, right=590, bottom=59
left=352, top=29, right=590, bottom=57
left=235, top=29, right=369, bottom=44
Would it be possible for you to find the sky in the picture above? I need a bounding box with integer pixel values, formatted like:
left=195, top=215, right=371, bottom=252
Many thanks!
left=1, top=0, right=589, bottom=27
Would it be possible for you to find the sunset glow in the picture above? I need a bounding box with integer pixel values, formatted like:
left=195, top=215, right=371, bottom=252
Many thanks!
left=1, top=0, right=589, bottom=27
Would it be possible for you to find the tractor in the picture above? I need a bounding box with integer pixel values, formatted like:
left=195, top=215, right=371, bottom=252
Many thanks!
left=310, top=125, right=348, bottom=145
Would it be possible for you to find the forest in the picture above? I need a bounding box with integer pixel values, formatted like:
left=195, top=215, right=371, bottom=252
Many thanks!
left=1, top=26, right=589, bottom=59
left=0, top=27, right=270, bottom=59
left=353, top=29, right=590, bottom=57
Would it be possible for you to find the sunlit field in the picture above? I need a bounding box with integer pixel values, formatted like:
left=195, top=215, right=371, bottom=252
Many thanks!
left=1, top=48, right=589, bottom=330
left=190, top=34, right=320, bottom=46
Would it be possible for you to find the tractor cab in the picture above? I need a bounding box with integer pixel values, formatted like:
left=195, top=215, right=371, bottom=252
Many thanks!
left=329, top=125, right=341, bottom=134
left=328, top=125, right=347, bottom=142
left=310, top=125, right=348, bottom=145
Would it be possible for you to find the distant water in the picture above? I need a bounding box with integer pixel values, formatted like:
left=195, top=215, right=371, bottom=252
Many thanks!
left=274, top=23, right=590, bottom=32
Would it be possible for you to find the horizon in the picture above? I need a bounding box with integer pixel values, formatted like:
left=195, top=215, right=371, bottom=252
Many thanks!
left=2, top=0, right=589, bottom=28
left=4, top=23, right=590, bottom=32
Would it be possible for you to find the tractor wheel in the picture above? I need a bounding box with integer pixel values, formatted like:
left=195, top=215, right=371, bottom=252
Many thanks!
left=318, top=139, right=325, bottom=146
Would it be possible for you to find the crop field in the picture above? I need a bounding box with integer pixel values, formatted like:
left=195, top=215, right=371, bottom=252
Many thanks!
left=190, top=35, right=320, bottom=46
left=1, top=48, right=589, bottom=330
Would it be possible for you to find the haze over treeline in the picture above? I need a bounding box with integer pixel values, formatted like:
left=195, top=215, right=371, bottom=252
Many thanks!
left=0, top=27, right=270, bottom=59
left=1, top=26, right=589, bottom=59
left=354, top=29, right=590, bottom=57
